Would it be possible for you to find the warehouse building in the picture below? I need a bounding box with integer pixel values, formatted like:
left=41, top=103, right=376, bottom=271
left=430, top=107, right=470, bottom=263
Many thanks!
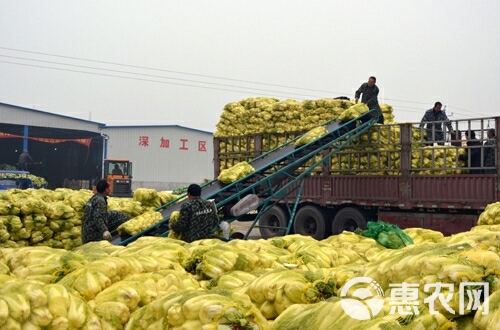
left=0, top=102, right=104, bottom=189
left=102, top=125, right=214, bottom=191
left=0, top=102, right=214, bottom=191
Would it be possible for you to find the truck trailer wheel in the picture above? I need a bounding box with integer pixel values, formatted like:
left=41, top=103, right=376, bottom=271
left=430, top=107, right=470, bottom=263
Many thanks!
left=293, top=205, right=327, bottom=240
left=258, top=206, right=288, bottom=239
left=331, top=207, right=367, bottom=234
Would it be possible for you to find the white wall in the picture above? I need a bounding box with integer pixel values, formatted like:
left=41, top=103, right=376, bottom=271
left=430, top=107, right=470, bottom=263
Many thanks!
left=103, top=126, right=214, bottom=191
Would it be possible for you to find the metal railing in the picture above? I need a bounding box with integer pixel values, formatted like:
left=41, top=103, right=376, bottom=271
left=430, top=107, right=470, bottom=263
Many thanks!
left=215, top=116, right=499, bottom=176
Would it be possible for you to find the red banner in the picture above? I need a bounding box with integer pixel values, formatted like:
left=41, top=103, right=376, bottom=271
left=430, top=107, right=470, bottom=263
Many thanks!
left=0, top=132, right=92, bottom=147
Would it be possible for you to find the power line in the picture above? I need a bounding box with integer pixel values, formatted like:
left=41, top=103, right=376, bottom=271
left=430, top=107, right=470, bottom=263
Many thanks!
left=0, top=47, right=487, bottom=116
left=389, top=102, right=490, bottom=118
left=1, top=55, right=332, bottom=98
left=2, top=58, right=488, bottom=119
left=0, top=46, right=345, bottom=95
left=447, top=105, right=489, bottom=117
left=1, top=46, right=458, bottom=107
left=384, top=98, right=430, bottom=105
left=386, top=104, right=424, bottom=112
left=0, top=60, right=327, bottom=100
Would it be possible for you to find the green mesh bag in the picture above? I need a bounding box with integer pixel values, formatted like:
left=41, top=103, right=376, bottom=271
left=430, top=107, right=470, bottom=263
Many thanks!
left=356, top=221, right=413, bottom=249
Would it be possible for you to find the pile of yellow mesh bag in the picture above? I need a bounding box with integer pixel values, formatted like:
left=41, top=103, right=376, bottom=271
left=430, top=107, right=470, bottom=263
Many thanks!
left=215, top=97, right=394, bottom=136
left=0, top=187, right=180, bottom=249
left=331, top=126, right=466, bottom=176
left=0, top=96, right=499, bottom=329
left=215, top=97, right=467, bottom=175
left=0, top=188, right=91, bottom=250
left=0, top=192, right=499, bottom=329
left=1, top=222, right=500, bottom=329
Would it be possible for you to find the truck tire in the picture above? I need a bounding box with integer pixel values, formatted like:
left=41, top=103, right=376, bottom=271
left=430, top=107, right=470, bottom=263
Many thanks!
left=331, top=207, right=367, bottom=235
left=258, top=206, right=289, bottom=239
left=293, top=205, right=327, bottom=240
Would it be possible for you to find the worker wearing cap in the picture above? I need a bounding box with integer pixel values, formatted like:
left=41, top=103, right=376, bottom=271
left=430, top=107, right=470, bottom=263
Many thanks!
left=18, top=149, right=33, bottom=171
left=355, top=76, right=384, bottom=124
left=419, top=102, right=454, bottom=145
left=169, top=184, right=219, bottom=243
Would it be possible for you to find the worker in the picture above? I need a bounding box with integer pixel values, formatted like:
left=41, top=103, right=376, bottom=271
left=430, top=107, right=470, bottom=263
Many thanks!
left=459, top=130, right=482, bottom=174
left=112, top=164, right=123, bottom=175
left=81, top=179, right=130, bottom=244
left=419, top=102, right=454, bottom=145
left=354, top=76, right=384, bottom=124
left=17, top=149, right=33, bottom=171
left=483, top=128, right=497, bottom=174
left=169, top=183, right=219, bottom=243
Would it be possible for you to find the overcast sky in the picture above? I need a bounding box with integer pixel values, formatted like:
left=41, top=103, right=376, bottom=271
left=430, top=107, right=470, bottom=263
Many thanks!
left=1, top=1, right=499, bottom=132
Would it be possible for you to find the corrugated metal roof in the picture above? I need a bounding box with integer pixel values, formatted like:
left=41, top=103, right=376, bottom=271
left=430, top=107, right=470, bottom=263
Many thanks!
left=0, top=102, right=106, bottom=126
left=0, top=102, right=213, bottom=134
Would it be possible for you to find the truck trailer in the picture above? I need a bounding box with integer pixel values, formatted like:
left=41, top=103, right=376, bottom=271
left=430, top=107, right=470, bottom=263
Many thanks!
left=213, top=115, right=499, bottom=238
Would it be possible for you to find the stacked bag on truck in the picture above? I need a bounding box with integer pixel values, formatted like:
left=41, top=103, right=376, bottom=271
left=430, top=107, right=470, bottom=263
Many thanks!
left=215, top=97, right=467, bottom=176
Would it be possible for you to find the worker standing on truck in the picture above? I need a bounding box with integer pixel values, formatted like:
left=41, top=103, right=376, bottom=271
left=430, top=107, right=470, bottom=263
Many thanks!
left=483, top=128, right=497, bottom=174
left=354, top=76, right=384, bottom=124
left=169, top=183, right=219, bottom=243
left=459, top=131, right=482, bottom=174
left=419, top=102, right=454, bottom=145
left=81, top=179, right=130, bottom=244
left=17, top=149, right=33, bottom=171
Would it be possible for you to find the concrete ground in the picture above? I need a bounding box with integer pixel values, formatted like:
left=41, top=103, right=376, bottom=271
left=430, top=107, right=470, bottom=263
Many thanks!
left=229, top=220, right=263, bottom=240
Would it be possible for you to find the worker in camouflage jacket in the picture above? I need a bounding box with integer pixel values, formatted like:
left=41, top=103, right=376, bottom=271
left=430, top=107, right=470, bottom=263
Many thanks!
left=419, top=102, right=454, bottom=145
left=81, top=179, right=131, bottom=244
left=484, top=128, right=497, bottom=174
left=169, top=183, right=219, bottom=243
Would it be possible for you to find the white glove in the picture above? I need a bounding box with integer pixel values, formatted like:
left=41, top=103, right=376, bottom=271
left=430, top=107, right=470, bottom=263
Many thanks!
left=103, top=231, right=112, bottom=240
left=219, top=221, right=230, bottom=239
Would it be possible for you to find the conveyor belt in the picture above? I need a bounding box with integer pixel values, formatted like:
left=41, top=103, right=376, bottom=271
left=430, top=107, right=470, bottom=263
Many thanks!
left=117, top=109, right=378, bottom=245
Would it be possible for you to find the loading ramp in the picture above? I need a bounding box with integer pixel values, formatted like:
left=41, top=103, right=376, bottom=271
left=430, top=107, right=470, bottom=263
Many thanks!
left=117, top=109, right=379, bottom=245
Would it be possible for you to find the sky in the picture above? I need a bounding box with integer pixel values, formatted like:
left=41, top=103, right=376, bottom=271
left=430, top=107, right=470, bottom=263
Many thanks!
left=1, top=1, right=499, bottom=133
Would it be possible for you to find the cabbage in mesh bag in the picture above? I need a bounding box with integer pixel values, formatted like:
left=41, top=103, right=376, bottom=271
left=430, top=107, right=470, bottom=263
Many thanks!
left=218, top=162, right=255, bottom=184
left=337, top=103, right=369, bottom=121
left=294, top=126, right=328, bottom=147
left=357, top=221, right=413, bottom=249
